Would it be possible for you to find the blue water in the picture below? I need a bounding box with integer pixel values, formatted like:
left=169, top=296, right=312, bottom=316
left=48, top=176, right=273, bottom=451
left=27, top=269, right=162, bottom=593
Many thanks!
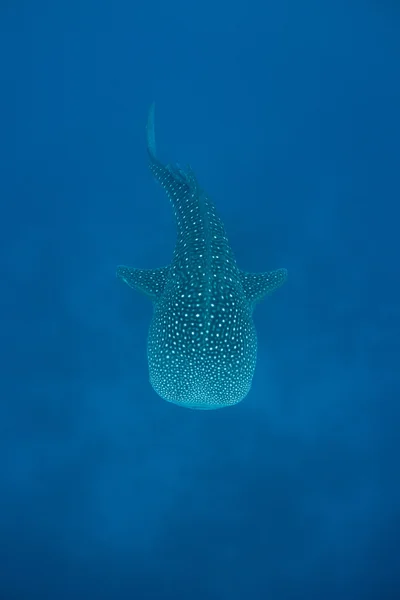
left=1, top=1, right=399, bottom=598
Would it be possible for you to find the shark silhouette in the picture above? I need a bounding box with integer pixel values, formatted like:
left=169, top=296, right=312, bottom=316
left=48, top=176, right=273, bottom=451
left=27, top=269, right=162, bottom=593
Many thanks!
left=117, top=104, right=287, bottom=410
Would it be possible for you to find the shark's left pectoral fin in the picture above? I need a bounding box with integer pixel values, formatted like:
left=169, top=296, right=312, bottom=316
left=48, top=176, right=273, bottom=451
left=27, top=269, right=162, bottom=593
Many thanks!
left=117, top=265, right=169, bottom=300
left=240, top=268, right=287, bottom=306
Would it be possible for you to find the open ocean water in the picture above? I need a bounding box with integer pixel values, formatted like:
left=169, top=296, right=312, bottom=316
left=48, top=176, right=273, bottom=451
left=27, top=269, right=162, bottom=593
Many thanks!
left=1, top=1, right=399, bottom=598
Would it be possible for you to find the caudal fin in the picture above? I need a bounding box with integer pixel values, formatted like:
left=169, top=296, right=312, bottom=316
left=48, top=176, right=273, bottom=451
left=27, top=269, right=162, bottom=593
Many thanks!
left=146, top=102, right=157, bottom=159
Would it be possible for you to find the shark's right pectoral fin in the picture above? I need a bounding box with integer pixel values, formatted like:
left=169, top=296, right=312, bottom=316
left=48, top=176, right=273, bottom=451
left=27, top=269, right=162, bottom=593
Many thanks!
left=116, top=265, right=169, bottom=299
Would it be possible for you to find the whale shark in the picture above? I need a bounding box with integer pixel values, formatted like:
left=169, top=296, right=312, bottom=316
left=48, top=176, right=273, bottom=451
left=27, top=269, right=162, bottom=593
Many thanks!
left=117, top=104, right=287, bottom=410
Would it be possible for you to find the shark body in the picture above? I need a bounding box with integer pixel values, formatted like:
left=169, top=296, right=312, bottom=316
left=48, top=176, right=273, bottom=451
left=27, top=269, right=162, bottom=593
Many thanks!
left=117, top=104, right=287, bottom=410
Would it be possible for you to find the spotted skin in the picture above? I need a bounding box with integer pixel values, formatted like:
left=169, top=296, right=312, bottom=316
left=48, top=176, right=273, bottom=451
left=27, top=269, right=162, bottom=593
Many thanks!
left=117, top=104, right=287, bottom=409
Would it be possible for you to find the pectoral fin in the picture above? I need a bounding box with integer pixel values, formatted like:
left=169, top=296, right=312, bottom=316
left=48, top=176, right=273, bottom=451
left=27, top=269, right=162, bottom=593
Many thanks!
left=117, top=265, right=169, bottom=299
left=240, top=268, right=287, bottom=306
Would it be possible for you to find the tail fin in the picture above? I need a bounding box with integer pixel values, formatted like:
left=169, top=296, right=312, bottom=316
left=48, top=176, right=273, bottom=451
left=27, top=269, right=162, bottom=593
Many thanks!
left=146, top=102, right=157, bottom=159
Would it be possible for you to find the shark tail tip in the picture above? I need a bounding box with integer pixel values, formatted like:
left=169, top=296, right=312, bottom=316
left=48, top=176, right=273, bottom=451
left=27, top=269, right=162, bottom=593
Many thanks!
left=146, top=102, right=157, bottom=158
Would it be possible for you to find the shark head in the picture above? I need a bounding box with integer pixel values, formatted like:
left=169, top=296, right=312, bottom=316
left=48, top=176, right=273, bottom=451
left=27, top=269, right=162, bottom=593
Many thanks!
left=146, top=271, right=258, bottom=410
left=117, top=104, right=287, bottom=410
